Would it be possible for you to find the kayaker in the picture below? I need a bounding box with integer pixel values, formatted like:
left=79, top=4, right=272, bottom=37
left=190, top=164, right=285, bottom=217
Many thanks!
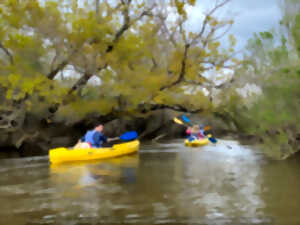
left=186, top=125, right=204, bottom=140
left=76, top=124, right=109, bottom=148
left=186, top=126, right=192, bottom=136
left=198, top=125, right=205, bottom=138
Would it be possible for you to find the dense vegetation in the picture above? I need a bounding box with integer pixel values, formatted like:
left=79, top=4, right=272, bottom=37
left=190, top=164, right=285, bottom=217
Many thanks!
left=215, top=0, right=300, bottom=159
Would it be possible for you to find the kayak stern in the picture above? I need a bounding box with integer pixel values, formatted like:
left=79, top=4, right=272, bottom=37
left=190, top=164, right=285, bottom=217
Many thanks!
left=185, top=138, right=209, bottom=147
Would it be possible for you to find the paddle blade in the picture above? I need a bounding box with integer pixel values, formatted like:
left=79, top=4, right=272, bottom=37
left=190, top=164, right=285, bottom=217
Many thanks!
left=181, top=115, right=191, bottom=123
left=208, top=137, right=217, bottom=143
left=174, top=117, right=184, bottom=125
left=120, top=131, right=138, bottom=141
left=204, top=126, right=211, bottom=131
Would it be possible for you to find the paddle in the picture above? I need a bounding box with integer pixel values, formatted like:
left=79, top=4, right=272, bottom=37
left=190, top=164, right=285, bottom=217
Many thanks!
left=207, top=134, right=217, bottom=144
left=181, top=115, right=211, bottom=131
left=173, top=117, right=188, bottom=127
left=119, top=131, right=138, bottom=141
left=107, top=131, right=138, bottom=142
left=181, top=115, right=191, bottom=124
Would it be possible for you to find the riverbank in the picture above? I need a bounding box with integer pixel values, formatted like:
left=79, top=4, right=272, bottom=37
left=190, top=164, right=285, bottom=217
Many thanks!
left=0, top=109, right=299, bottom=160
left=0, top=109, right=186, bottom=158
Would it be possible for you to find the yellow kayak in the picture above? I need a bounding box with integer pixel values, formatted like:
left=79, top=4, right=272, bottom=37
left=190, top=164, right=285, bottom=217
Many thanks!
left=49, top=140, right=140, bottom=164
left=185, top=138, right=209, bottom=147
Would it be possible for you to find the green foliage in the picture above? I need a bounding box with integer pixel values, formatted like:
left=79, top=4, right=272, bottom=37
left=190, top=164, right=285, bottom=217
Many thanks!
left=259, top=31, right=273, bottom=40
left=217, top=1, right=300, bottom=159
left=292, top=13, right=300, bottom=56
left=0, top=0, right=236, bottom=126
left=0, top=73, right=68, bottom=111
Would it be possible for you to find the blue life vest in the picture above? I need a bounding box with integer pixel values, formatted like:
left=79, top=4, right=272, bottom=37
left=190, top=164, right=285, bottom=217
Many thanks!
left=84, top=130, right=97, bottom=146
left=188, top=135, right=197, bottom=141
left=200, top=129, right=205, bottom=136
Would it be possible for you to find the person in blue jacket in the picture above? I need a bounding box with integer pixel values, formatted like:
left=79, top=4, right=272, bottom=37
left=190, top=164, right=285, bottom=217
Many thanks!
left=79, top=124, right=108, bottom=148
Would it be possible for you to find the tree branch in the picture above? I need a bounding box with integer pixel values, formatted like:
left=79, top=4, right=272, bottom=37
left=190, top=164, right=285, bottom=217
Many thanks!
left=190, top=0, right=231, bottom=46
left=47, top=59, right=69, bottom=79
left=179, top=19, right=187, bottom=44
left=0, top=42, right=14, bottom=64
left=200, top=50, right=241, bottom=69
left=160, top=43, right=190, bottom=91
left=68, top=72, right=93, bottom=95
left=47, top=47, right=80, bottom=79
left=140, top=104, right=203, bottom=114
left=73, top=1, right=154, bottom=90
left=210, top=22, right=233, bottom=42
left=151, top=57, right=158, bottom=72
left=158, top=14, right=178, bottom=47
left=107, top=1, right=154, bottom=53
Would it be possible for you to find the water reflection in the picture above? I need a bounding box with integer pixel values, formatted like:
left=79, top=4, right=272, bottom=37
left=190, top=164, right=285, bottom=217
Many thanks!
left=176, top=140, right=267, bottom=223
left=47, top=155, right=140, bottom=223
left=50, top=155, right=139, bottom=188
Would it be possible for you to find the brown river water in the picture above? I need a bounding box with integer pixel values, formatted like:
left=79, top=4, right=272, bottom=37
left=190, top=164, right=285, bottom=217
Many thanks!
left=0, top=139, right=299, bottom=225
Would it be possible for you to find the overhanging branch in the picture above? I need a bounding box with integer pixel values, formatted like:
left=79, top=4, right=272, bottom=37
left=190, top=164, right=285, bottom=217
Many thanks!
left=160, top=43, right=190, bottom=91
left=141, top=104, right=203, bottom=114
left=0, top=43, right=14, bottom=64
left=47, top=47, right=80, bottom=80
left=47, top=59, right=69, bottom=79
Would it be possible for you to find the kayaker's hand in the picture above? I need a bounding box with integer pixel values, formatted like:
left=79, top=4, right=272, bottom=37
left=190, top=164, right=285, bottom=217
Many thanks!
left=107, top=137, right=119, bottom=142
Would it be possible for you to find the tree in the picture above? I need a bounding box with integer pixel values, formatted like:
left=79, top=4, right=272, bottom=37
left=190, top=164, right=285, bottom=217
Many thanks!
left=0, top=0, right=238, bottom=148
left=214, top=0, right=300, bottom=159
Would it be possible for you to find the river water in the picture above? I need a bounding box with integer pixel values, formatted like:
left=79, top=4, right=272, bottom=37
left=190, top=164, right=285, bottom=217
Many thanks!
left=0, top=139, right=299, bottom=225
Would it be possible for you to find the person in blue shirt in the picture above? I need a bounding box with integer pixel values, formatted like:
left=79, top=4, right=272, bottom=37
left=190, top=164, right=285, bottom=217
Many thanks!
left=80, top=124, right=107, bottom=148
left=75, top=124, right=112, bottom=148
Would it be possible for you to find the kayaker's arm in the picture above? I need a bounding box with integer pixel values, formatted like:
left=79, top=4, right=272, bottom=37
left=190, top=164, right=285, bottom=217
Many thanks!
left=107, top=137, right=120, bottom=142
left=93, top=132, right=107, bottom=147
